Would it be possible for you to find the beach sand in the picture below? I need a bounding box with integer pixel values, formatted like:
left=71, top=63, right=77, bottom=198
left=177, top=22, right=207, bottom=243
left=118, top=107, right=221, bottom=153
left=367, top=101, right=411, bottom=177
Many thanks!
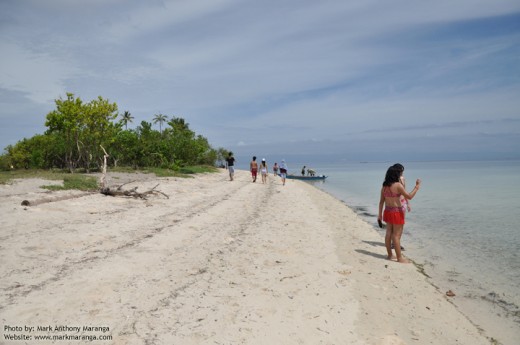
left=0, top=169, right=491, bottom=344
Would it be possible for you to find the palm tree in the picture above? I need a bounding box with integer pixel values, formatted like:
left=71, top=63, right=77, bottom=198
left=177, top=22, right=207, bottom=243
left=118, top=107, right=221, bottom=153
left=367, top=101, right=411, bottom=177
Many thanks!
left=169, top=116, right=189, bottom=131
left=121, top=111, right=134, bottom=130
left=153, top=113, right=168, bottom=134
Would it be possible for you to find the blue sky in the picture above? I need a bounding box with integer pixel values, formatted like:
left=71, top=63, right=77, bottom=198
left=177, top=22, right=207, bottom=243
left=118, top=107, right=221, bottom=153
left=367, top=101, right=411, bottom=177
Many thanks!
left=1, top=0, right=519, bottom=162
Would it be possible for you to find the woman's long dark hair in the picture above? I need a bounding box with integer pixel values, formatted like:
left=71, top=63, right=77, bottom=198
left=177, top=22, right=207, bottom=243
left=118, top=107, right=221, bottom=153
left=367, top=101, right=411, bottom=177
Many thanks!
left=393, top=163, right=404, bottom=173
left=383, top=166, right=401, bottom=187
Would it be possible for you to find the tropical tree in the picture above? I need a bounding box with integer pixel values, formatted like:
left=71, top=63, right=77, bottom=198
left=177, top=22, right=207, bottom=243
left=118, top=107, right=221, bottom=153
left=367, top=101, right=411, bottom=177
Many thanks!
left=153, top=113, right=168, bottom=134
left=44, top=93, right=118, bottom=172
left=120, top=110, right=134, bottom=130
left=110, top=130, right=140, bottom=168
left=0, top=152, right=10, bottom=170
left=134, top=121, right=165, bottom=167
left=1, top=94, right=226, bottom=171
left=165, top=116, right=195, bottom=165
left=2, top=134, right=63, bottom=169
left=169, top=117, right=190, bottom=131
left=5, top=142, right=30, bottom=169
left=44, top=93, right=85, bottom=172
left=81, top=96, right=119, bottom=171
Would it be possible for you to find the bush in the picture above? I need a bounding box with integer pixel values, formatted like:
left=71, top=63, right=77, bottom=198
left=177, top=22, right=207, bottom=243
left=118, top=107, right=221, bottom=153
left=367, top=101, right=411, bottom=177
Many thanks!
left=0, top=154, right=11, bottom=171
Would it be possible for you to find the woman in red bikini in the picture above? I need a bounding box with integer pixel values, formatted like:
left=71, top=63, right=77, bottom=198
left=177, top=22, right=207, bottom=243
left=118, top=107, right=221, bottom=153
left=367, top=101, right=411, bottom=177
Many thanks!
left=378, top=166, right=421, bottom=263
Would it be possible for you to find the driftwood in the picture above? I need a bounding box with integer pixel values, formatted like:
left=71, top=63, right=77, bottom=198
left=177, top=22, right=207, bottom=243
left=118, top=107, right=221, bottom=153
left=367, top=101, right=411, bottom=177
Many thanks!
left=100, top=183, right=169, bottom=200
left=98, top=146, right=169, bottom=200
left=21, top=146, right=168, bottom=206
left=20, top=183, right=168, bottom=206
left=21, top=192, right=96, bottom=207
left=100, top=145, right=109, bottom=190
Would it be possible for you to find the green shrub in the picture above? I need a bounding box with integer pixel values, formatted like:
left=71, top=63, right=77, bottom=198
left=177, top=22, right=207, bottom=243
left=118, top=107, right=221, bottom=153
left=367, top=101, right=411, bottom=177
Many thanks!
left=0, top=154, right=11, bottom=171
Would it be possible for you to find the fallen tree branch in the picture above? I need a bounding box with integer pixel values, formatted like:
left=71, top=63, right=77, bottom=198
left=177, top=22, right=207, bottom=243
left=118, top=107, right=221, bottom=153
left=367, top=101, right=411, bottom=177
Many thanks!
left=100, top=185, right=169, bottom=200
left=116, top=180, right=137, bottom=191
left=98, top=144, right=169, bottom=200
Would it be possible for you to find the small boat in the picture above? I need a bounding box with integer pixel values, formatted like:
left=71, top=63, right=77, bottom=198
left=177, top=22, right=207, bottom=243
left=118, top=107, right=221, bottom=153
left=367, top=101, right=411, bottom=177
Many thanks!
left=285, top=174, right=327, bottom=181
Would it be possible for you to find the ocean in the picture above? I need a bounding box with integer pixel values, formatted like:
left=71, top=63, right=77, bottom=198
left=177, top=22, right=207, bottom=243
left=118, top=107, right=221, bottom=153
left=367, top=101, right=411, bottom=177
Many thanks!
left=297, top=160, right=520, bottom=344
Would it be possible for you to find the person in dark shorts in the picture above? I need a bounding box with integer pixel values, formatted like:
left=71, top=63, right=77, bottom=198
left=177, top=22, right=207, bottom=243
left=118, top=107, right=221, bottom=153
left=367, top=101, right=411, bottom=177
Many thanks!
left=226, top=152, right=235, bottom=181
left=279, top=159, right=288, bottom=186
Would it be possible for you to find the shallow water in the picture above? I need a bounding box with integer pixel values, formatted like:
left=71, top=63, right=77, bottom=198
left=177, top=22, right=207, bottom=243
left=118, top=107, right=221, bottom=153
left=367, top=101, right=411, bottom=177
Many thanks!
left=306, top=160, right=520, bottom=344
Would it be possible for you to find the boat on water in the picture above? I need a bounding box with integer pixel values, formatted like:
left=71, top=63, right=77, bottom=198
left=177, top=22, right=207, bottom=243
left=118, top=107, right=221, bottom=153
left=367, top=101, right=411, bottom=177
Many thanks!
left=285, top=174, right=327, bottom=181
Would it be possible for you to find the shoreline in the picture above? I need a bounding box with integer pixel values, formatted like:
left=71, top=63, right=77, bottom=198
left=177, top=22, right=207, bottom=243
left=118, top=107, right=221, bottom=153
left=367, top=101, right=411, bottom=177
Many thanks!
left=1, top=169, right=491, bottom=344
left=311, top=171, right=519, bottom=345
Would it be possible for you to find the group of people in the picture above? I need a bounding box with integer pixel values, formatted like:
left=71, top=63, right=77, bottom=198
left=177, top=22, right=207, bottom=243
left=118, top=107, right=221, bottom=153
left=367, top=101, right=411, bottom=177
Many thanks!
left=249, top=156, right=289, bottom=186
left=378, top=163, right=421, bottom=264
left=300, top=166, right=316, bottom=176
left=225, top=153, right=422, bottom=263
left=224, top=152, right=288, bottom=186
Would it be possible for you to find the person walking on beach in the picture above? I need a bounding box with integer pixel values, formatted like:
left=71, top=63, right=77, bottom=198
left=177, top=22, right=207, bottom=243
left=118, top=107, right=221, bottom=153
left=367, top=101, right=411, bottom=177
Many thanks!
left=301, top=166, right=306, bottom=176
left=225, top=152, right=235, bottom=181
left=279, top=159, right=288, bottom=186
left=260, top=158, right=269, bottom=184
left=250, top=156, right=258, bottom=182
left=273, top=162, right=279, bottom=177
left=378, top=165, right=421, bottom=263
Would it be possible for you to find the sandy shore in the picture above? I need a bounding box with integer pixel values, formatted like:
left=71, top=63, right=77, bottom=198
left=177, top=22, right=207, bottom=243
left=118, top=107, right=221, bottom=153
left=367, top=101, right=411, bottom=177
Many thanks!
left=1, top=169, right=491, bottom=344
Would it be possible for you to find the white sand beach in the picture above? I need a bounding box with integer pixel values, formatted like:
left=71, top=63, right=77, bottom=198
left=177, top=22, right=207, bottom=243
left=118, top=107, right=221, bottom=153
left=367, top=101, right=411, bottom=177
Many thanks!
left=0, top=169, right=491, bottom=344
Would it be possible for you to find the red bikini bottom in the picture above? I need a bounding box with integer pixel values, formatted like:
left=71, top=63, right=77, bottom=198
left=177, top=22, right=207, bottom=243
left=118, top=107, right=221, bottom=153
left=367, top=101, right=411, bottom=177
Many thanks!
left=383, top=206, right=405, bottom=225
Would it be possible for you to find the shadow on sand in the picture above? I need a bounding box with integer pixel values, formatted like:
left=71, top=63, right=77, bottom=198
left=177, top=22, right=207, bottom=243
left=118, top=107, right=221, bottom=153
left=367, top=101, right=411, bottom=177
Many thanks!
left=362, top=240, right=385, bottom=248
left=355, top=249, right=387, bottom=260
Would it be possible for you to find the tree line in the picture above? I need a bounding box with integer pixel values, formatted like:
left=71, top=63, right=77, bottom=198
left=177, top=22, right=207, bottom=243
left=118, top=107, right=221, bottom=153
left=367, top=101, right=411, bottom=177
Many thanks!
left=0, top=93, right=229, bottom=172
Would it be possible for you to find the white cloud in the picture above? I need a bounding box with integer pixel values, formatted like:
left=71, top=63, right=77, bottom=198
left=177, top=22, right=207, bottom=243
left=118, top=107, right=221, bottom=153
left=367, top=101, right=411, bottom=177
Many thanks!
left=104, top=0, right=238, bottom=43
left=0, top=40, right=78, bottom=104
left=0, top=0, right=519, bottom=157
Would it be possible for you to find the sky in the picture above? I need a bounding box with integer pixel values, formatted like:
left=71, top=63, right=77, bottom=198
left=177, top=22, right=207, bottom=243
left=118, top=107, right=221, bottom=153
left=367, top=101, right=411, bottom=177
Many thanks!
left=1, top=0, right=519, bottom=163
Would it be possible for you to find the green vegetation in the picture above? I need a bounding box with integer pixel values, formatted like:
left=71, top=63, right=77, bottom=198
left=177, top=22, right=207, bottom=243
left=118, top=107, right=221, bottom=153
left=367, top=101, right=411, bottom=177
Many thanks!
left=0, top=169, right=97, bottom=190
left=41, top=175, right=99, bottom=191
left=0, top=169, right=66, bottom=185
left=0, top=93, right=230, bottom=174
left=144, top=165, right=219, bottom=178
left=0, top=165, right=219, bottom=190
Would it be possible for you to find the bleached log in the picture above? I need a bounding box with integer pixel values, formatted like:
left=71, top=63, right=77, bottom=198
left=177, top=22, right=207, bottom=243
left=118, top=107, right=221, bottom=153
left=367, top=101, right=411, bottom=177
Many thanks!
left=100, top=145, right=109, bottom=189
left=21, top=192, right=96, bottom=206
left=100, top=184, right=169, bottom=200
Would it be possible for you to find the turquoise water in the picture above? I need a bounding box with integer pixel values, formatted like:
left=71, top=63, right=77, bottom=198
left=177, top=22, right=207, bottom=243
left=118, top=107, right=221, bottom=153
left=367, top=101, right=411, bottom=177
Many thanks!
left=304, top=160, right=520, bottom=343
